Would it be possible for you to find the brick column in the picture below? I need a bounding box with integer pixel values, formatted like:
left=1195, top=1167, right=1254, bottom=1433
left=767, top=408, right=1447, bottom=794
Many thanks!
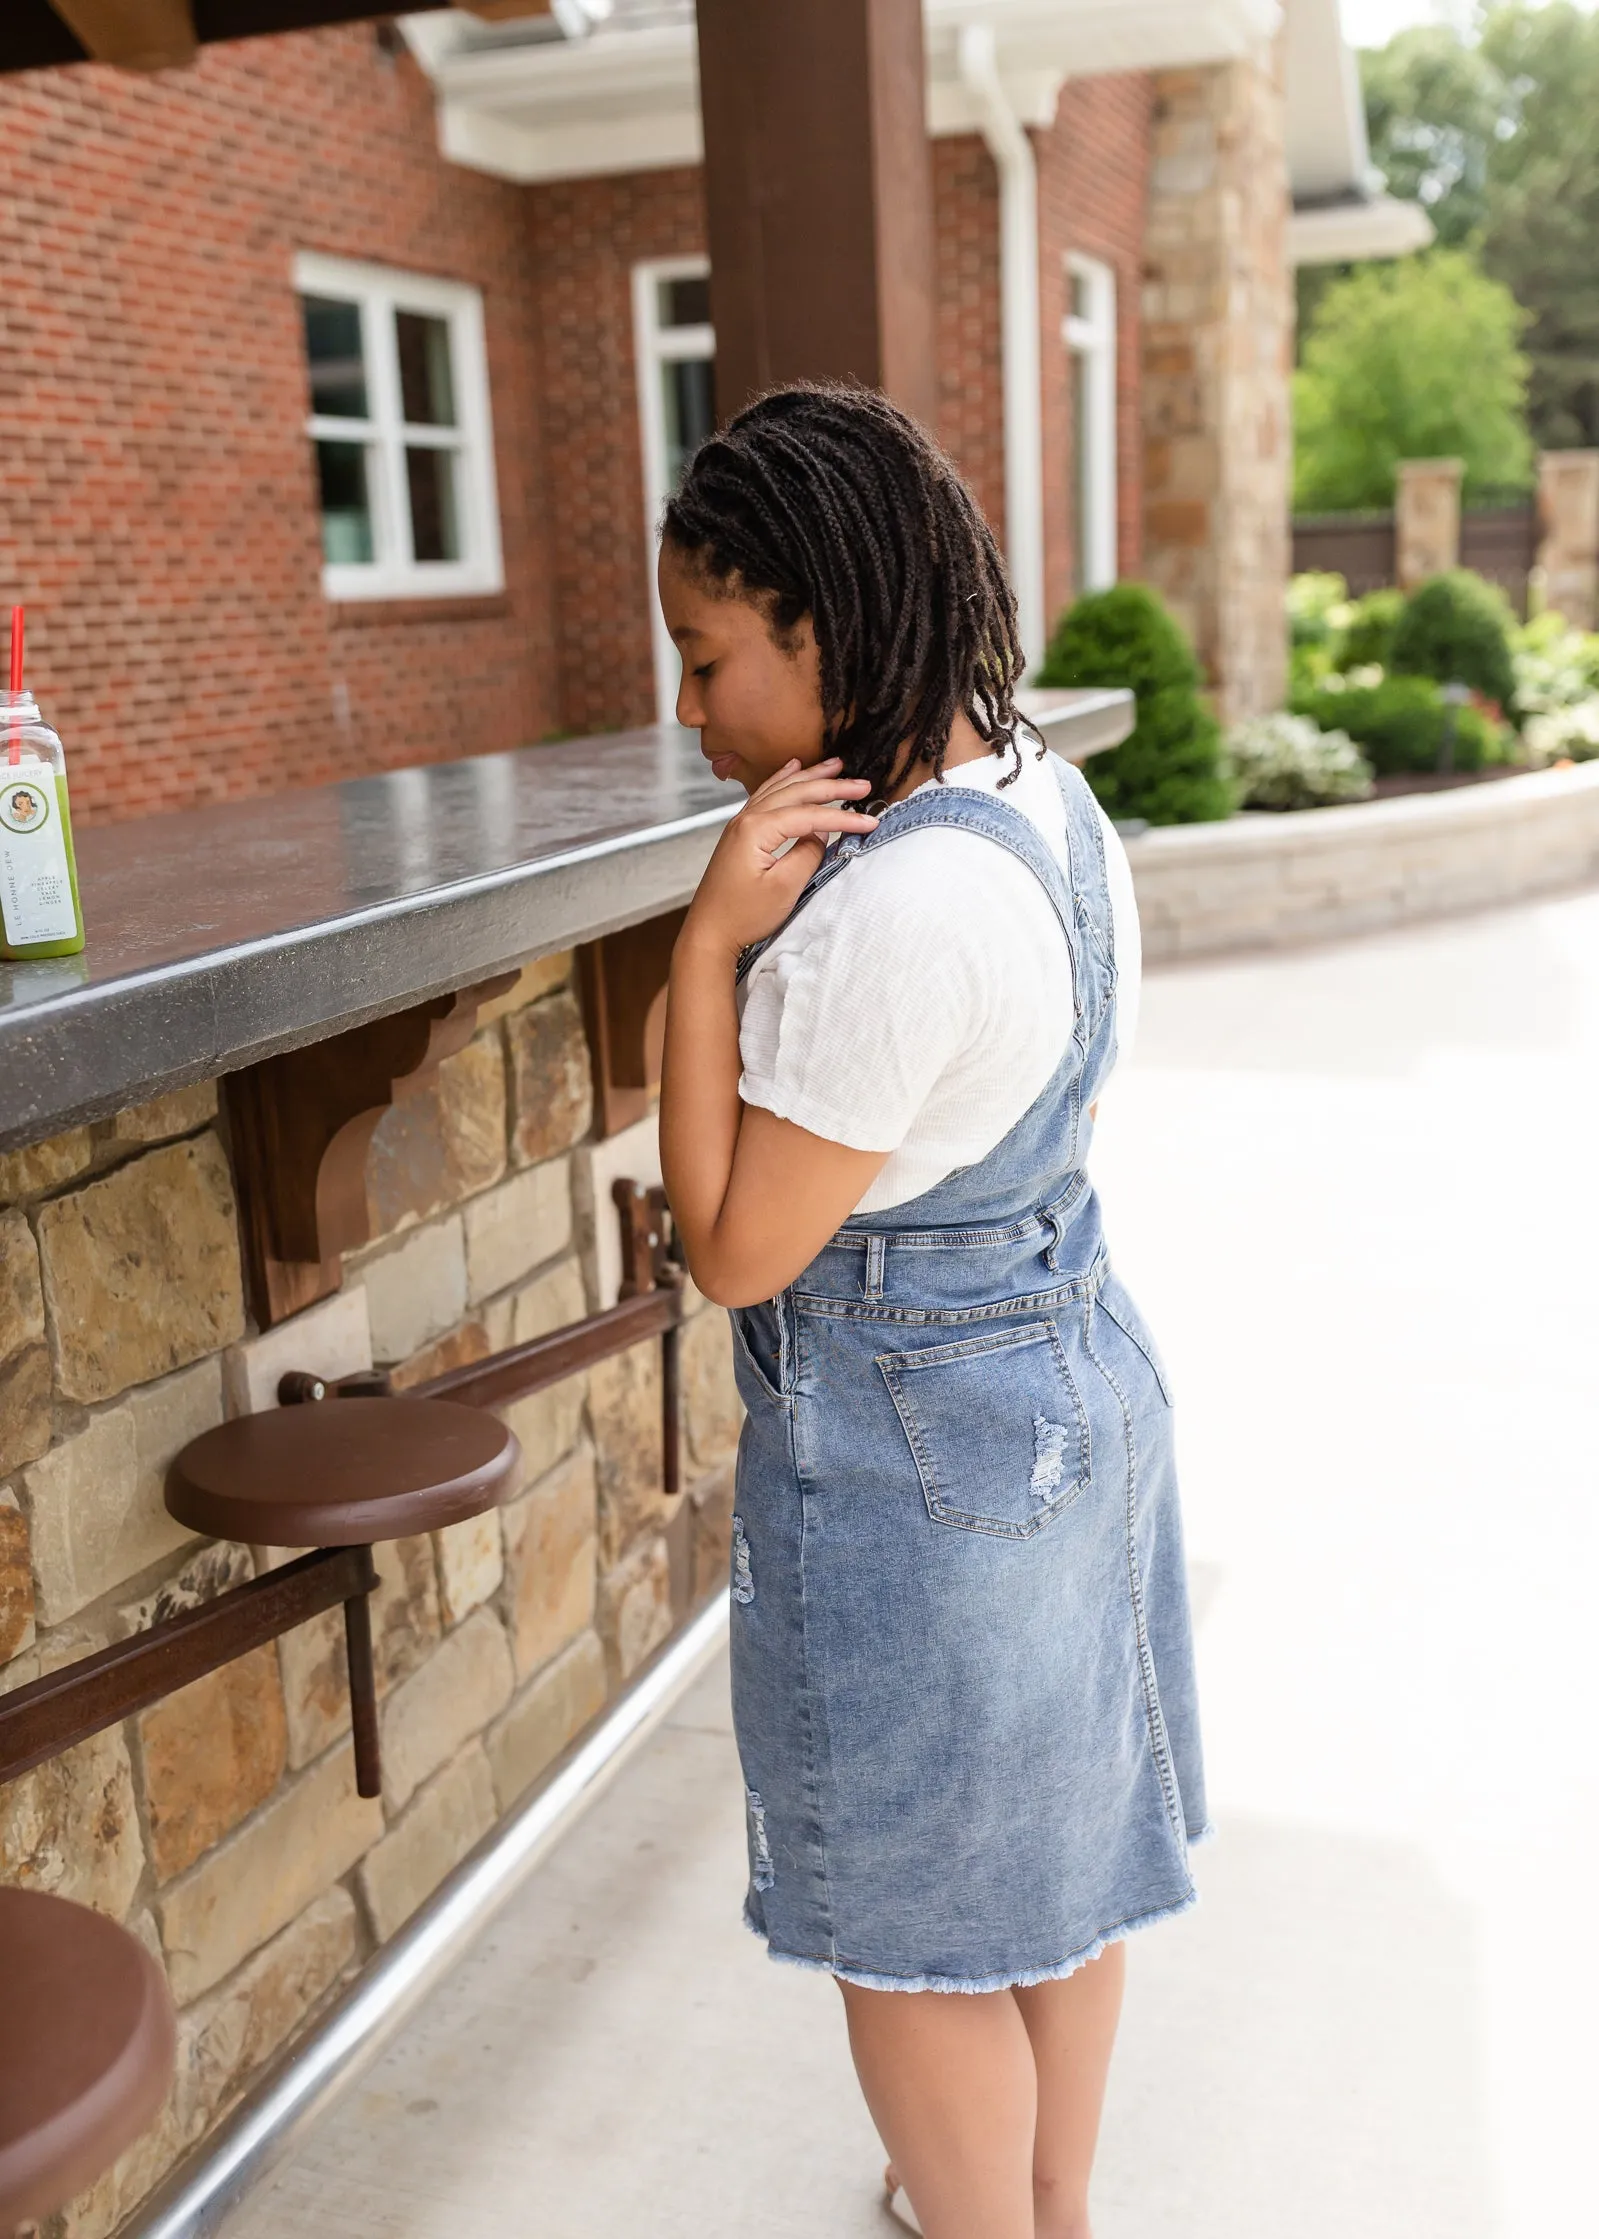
left=1536, top=449, right=1599, bottom=629
left=1395, top=458, right=1462, bottom=591
left=1140, top=50, right=1290, bottom=724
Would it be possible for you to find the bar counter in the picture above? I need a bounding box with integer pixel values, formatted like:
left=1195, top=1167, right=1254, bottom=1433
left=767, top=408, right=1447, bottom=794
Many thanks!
left=0, top=694, right=1131, bottom=1153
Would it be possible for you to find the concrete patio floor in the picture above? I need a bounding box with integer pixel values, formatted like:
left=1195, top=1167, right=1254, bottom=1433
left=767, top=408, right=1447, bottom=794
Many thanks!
left=227, top=885, right=1599, bottom=2239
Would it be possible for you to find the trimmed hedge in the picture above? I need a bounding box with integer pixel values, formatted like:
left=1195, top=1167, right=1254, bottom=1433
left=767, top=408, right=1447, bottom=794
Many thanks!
left=1390, top=569, right=1518, bottom=718
left=1036, top=584, right=1231, bottom=825
left=1291, top=673, right=1498, bottom=775
left=1339, top=587, right=1404, bottom=673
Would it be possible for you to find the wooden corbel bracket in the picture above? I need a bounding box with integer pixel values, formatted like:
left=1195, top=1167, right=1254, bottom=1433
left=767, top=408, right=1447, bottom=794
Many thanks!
left=225, top=974, right=517, bottom=1328
left=577, top=908, right=687, bottom=1138
left=48, top=1, right=197, bottom=71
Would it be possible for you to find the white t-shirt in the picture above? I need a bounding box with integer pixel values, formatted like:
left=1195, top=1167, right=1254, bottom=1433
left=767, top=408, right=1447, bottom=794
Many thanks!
left=735, top=745, right=1141, bottom=1214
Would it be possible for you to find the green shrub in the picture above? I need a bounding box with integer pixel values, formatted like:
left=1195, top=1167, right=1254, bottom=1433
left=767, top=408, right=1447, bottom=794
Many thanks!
left=1512, top=610, right=1599, bottom=717
left=1339, top=587, right=1405, bottom=673
left=1293, top=673, right=1498, bottom=775
left=1390, top=569, right=1518, bottom=717
left=1290, top=639, right=1335, bottom=696
left=1223, top=713, right=1373, bottom=810
left=1287, top=571, right=1349, bottom=647
left=1037, top=584, right=1231, bottom=825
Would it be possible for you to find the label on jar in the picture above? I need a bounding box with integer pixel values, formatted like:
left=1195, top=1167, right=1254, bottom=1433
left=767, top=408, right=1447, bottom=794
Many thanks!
left=0, top=764, right=78, bottom=947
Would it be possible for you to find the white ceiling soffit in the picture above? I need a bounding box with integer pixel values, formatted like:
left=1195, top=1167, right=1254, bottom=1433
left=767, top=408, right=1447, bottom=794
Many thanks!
left=1290, top=194, right=1435, bottom=266
left=401, top=0, right=1281, bottom=187
left=1282, top=0, right=1370, bottom=202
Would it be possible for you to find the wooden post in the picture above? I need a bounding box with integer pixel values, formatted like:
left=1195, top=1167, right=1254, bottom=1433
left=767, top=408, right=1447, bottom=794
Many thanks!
left=695, top=0, right=937, bottom=425
left=47, top=1, right=196, bottom=70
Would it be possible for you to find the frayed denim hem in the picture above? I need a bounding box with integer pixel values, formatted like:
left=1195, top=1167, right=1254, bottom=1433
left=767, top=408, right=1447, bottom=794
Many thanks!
left=741, top=1881, right=1199, bottom=1996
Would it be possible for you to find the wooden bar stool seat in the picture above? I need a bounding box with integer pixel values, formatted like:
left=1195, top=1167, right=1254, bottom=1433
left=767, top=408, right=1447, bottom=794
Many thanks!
left=0, top=1888, right=177, bottom=2233
left=165, top=1397, right=519, bottom=1547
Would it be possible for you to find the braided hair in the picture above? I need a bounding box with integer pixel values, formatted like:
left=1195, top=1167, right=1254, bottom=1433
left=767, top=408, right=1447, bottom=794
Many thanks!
left=661, top=381, right=1036, bottom=794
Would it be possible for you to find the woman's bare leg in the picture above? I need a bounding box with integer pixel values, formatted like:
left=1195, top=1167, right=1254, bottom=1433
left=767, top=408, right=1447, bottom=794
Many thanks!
left=837, top=1980, right=1037, bottom=2238
left=1012, top=1944, right=1126, bottom=2239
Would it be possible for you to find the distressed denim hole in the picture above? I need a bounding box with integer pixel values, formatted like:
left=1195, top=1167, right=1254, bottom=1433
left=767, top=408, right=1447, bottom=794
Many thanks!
left=746, top=1786, right=775, bottom=1890
left=1030, top=1415, right=1076, bottom=1500
left=731, top=1515, right=755, bottom=1604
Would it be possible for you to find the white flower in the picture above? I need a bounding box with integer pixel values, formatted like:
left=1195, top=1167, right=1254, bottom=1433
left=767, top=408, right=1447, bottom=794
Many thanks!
left=1523, top=698, right=1599, bottom=765
left=1222, top=713, right=1374, bottom=812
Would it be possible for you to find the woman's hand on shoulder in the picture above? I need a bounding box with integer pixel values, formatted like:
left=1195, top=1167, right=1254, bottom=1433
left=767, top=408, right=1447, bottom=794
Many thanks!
left=680, top=757, right=878, bottom=960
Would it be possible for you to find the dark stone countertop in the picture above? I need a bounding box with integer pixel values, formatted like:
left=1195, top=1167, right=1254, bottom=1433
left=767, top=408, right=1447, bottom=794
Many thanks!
left=0, top=693, right=1132, bottom=1153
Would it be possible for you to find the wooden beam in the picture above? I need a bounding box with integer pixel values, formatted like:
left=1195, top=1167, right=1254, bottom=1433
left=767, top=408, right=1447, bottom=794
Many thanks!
left=48, top=0, right=196, bottom=70
left=695, top=0, right=936, bottom=425
left=458, top=1, right=557, bottom=18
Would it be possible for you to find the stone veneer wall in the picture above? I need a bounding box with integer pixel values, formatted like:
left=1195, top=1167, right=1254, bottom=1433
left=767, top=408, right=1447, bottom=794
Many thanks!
left=1126, top=764, right=1599, bottom=962
left=1141, top=50, right=1291, bottom=725
left=0, top=952, right=740, bottom=2239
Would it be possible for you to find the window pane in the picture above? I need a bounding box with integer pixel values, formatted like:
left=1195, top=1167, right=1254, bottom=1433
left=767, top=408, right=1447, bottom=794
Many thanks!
left=1069, top=270, right=1090, bottom=326
left=659, top=274, right=711, bottom=329
left=303, top=296, right=368, bottom=419
left=662, top=357, right=716, bottom=489
left=406, top=446, right=461, bottom=564
left=395, top=311, right=457, bottom=428
left=315, top=440, right=373, bottom=564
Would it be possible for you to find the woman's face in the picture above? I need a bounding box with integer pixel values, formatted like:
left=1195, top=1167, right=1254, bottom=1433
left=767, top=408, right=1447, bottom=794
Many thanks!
left=658, top=541, right=825, bottom=794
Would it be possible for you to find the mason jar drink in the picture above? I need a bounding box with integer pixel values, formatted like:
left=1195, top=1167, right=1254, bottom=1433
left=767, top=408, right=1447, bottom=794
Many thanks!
left=0, top=692, right=86, bottom=960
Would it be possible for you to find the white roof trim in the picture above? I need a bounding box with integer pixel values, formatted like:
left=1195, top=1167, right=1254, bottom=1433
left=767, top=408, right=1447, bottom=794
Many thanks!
left=1290, top=194, right=1434, bottom=266
left=401, top=1, right=1281, bottom=186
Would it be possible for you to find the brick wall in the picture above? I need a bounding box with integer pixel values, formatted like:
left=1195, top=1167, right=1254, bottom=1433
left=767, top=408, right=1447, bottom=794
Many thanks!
left=0, top=24, right=1248, bottom=823
left=527, top=169, right=706, bottom=740
left=1036, top=74, right=1154, bottom=635
left=932, top=135, right=1007, bottom=544
left=0, top=27, right=559, bottom=825
left=0, top=958, right=740, bottom=2236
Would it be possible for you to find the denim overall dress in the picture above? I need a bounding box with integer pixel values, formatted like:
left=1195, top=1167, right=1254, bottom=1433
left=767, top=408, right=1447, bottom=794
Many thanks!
left=727, top=752, right=1208, bottom=1993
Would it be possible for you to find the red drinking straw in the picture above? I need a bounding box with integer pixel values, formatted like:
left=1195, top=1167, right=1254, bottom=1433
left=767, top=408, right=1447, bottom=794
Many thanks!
left=7, top=606, right=22, bottom=767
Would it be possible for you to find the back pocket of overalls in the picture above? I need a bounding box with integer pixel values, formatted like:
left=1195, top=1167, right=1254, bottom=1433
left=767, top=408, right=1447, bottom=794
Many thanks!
left=877, top=1322, right=1090, bottom=1539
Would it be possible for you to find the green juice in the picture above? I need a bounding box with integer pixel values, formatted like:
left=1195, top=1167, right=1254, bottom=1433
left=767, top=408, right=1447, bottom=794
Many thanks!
left=1, top=711, right=87, bottom=960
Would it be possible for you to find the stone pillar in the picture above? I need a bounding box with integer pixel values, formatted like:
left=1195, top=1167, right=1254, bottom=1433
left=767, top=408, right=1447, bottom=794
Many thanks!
left=1395, top=458, right=1462, bottom=592
left=1536, top=449, right=1599, bottom=629
left=1141, top=49, right=1291, bottom=725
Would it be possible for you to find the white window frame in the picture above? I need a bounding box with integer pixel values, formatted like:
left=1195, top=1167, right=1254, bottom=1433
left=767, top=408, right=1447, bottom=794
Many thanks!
left=633, top=254, right=715, bottom=726
left=294, top=250, right=504, bottom=603
left=1064, top=253, right=1118, bottom=595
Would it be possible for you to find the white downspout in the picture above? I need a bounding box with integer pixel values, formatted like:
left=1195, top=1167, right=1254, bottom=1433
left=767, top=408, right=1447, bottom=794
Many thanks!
left=957, top=22, right=1045, bottom=669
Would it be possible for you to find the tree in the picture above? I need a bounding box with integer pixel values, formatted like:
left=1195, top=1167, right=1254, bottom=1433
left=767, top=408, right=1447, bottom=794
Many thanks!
left=1292, top=250, right=1532, bottom=513
left=1479, top=4, right=1599, bottom=449
left=1345, top=6, right=1599, bottom=452
left=1361, top=23, right=1501, bottom=250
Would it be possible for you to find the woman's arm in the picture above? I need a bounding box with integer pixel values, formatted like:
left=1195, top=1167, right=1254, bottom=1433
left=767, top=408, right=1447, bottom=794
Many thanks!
left=660, top=760, right=886, bottom=1307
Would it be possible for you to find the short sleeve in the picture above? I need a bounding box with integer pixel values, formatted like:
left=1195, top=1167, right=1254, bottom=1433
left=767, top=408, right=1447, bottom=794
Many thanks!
left=737, top=847, right=992, bottom=1151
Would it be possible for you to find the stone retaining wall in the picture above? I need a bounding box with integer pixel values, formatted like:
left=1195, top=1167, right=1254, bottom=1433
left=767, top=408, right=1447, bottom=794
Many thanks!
left=1127, top=763, right=1599, bottom=964
left=0, top=954, right=741, bottom=2239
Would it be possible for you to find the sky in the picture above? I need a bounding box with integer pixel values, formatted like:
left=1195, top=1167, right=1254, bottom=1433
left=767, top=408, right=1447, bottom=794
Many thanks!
left=1341, top=0, right=1597, bottom=44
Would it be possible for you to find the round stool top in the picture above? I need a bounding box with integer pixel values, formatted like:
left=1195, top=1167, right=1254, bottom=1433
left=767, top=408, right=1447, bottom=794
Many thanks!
left=0, top=1888, right=177, bottom=2231
left=166, top=1397, right=520, bottom=1547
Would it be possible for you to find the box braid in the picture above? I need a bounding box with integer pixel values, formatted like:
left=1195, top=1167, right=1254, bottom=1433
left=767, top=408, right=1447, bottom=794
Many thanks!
left=661, top=381, right=1037, bottom=797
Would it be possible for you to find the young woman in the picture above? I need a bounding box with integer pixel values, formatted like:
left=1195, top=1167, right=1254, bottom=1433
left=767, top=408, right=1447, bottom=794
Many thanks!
left=658, top=384, right=1206, bottom=2239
